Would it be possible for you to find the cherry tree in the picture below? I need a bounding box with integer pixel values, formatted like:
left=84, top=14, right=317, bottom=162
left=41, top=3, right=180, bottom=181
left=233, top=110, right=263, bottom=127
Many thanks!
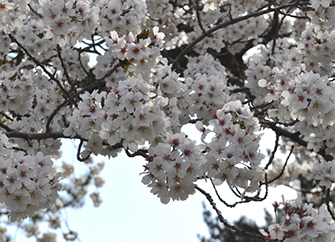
left=0, top=0, right=335, bottom=241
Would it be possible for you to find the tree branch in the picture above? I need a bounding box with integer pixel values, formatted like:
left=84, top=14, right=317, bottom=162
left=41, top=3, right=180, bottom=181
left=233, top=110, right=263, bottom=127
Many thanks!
left=261, top=121, right=334, bottom=161
left=326, top=189, right=335, bottom=221
left=5, top=131, right=65, bottom=141
left=56, top=45, right=79, bottom=98
left=195, top=185, right=266, bottom=240
left=264, top=133, right=280, bottom=170
left=125, top=149, right=148, bottom=159
left=172, top=1, right=309, bottom=69
left=77, top=139, right=90, bottom=162
left=266, top=145, right=294, bottom=184
left=195, top=0, right=206, bottom=33
left=9, top=34, right=76, bottom=107
left=45, top=60, right=125, bottom=133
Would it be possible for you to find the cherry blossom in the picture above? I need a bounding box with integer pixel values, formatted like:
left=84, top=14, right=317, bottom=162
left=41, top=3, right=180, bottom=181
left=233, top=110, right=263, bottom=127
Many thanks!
left=265, top=196, right=335, bottom=242
left=1, top=0, right=335, bottom=241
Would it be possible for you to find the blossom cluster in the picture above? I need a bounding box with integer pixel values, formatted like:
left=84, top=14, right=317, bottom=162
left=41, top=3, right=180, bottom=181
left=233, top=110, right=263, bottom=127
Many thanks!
left=186, top=1, right=269, bottom=55
left=96, top=0, right=147, bottom=38
left=0, top=133, right=62, bottom=222
left=1, top=0, right=335, bottom=240
left=267, top=196, right=335, bottom=241
left=185, top=73, right=228, bottom=121
left=38, top=0, right=100, bottom=46
left=312, top=159, right=335, bottom=188
left=246, top=27, right=335, bottom=156
left=0, top=69, right=66, bottom=156
left=200, top=100, right=264, bottom=194
left=141, top=100, right=265, bottom=203
left=141, top=135, right=205, bottom=204
left=0, top=0, right=27, bottom=33
left=0, top=69, right=35, bottom=115
left=64, top=78, right=171, bottom=155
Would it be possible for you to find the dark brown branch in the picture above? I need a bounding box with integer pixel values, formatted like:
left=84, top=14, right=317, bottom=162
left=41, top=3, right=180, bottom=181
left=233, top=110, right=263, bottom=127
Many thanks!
left=0, top=112, right=14, bottom=121
left=77, top=39, right=105, bottom=55
left=90, top=34, right=99, bottom=55
left=45, top=60, right=125, bottom=133
left=225, top=48, right=246, bottom=81
left=77, top=139, right=90, bottom=162
left=261, top=121, right=333, bottom=161
left=278, top=10, right=310, bottom=19
left=9, top=34, right=75, bottom=107
left=56, top=45, right=79, bottom=98
left=5, top=131, right=65, bottom=141
left=77, top=51, right=94, bottom=79
left=172, top=1, right=308, bottom=69
left=264, top=133, right=280, bottom=170
left=267, top=145, right=294, bottom=184
left=210, top=178, right=266, bottom=208
left=230, top=87, right=250, bottom=94
left=28, top=4, right=43, bottom=18
left=195, top=185, right=266, bottom=240
left=0, top=121, right=14, bottom=132
left=270, top=12, right=279, bottom=55
left=229, top=181, right=268, bottom=203
left=188, top=118, right=202, bottom=124
left=195, top=0, right=206, bottom=33
left=326, top=189, right=335, bottom=221
left=125, top=149, right=148, bottom=159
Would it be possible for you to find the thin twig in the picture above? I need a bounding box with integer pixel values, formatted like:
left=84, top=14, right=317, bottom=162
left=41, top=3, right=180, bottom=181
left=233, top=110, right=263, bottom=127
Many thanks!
left=195, top=0, right=206, bottom=33
left=265, top=133, right=280, bottom=170
left=172, top=1, right=309, bottom=69
left=0, top=121, right=14, bottom=132
left=28, top=4, right=43, bottom=18
left=77, top=51, right=94, bottom=79
left=267, top=145, right=294, bottom=184
left=125, top=149, right=148, bottom=158
left=9, top=34, right=75, bottom=107
left=76, top=139, right=90, bottom=162
left=56, top=45, right=79, bottom=97
left=45, top=60, right=124, bottom=133
left=195, top=185, right=266, bottom=240
left=209, top=179, right=257, bottom=208
left=0, top=112, right=14, bottom=121
left=261, top=121, right=334, bottom=161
